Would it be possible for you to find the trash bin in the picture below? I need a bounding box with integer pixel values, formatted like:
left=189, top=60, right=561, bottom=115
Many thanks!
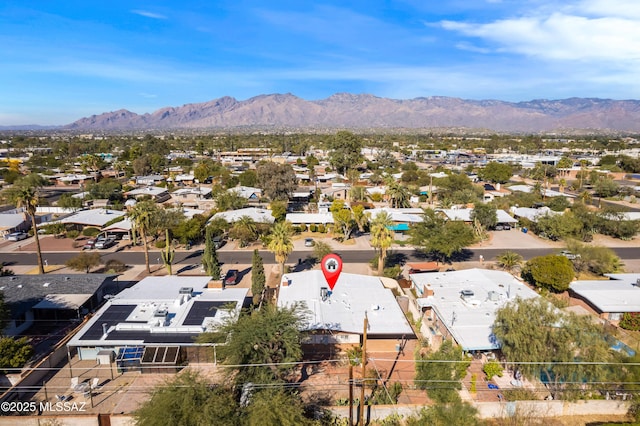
left=522, top=227, right=528, bottom=234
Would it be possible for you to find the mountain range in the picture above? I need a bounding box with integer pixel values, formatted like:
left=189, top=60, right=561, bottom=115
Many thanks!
left=63, top=93, right=640, bottom=133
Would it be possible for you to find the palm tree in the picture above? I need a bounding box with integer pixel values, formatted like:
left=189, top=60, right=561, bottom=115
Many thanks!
left=129, top=200, right=159, bottom=273
left=12, top=186, right=45, bottom=274
left=370, top=212, right=394, bottom=276
left=496, top=251, right=523, bottom=273
left=230, top=215, right=258, bottom=247
left=385, top=180, right=411, bottom=208
left=268, top=221, right=294, bottom=276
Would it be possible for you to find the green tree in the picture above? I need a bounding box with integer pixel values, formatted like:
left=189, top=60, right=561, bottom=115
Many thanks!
left=65, top=252, right=102, bottom=273
left=134, top=370, right=238, bottom=426
left=410, top=209, right=475, bottom=262
left=256, top=162, right=297, bottom=201
left=200, top=304, right=305, bottom=386
left=251, top=249, right=265, bottom=305
left=565, top=240, right=624, bottom=276
left=229, top=216, right=259, bottom=247
left=470, top=203, right=497, bottom=230
left=215, top=190, right=246, bottom=212
left=238, top=169, right=258, bottom=187
left=5, top=176, right=46, bottom=274
left=330, top=199, right=355, bottom=240
left=312, top=241, right=332, bottom=263
left=478, top=162, right=513, bottom=183
left=244, top=388, right=312, bottom=426
left=202, top=226, right=221, bottom=279
left=593, top=177, right=620, bottom=198
left=494, top=298, right=614, bottom=400
left=270, top=200, right=287, bottom=222
left=521, top=254, right=574, bottom=292
left=496, top=251, right=523, bottom=273
left=128, top=200, right=160, bottom=273
left=0, top=337, right=33, bottom=372
left=351, top=204, right=368, bottom=233
left=57, top=193, right=83, bottom=209
left=385, top=179, right=412, bottom=208
left=370, top=212, right=394, bottom=276
left=268, top=221, right=294, bottom=276
left=534, top=211, right=583, bottom=241
left=557, top=156, right=574, bottom=169
left=415, top=340, right=469, bottom=403
left=327, top=131, right=364, bottom=175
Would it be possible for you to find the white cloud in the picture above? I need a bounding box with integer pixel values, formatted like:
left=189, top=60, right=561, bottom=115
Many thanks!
left=440, top=7, right=640, bottom=63
left=131, top=10, right=168, bottom=20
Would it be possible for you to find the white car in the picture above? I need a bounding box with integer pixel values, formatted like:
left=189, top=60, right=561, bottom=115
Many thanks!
left=6, top=232, right=28, bottom=241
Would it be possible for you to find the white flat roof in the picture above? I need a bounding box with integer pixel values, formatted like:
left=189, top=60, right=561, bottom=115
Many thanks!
left=126, top=186, right=168, bottom=197
left=68, top=276, right=248, bottom=347
left=571, top=275, right=640, bottom=313
left=277, top=270, right=413, bottom=336
left=210, top=207, right=275, bottom=223
left=59, top=209, right=125, bottom=227
left=286, top=213, right=334, bottom=224
left=439, top=208, right=517, bottom=224
left=411, top=269, right=539, bottom=351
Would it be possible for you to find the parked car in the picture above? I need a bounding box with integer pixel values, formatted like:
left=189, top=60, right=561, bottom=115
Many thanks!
left=304, top=238, right=315, bottom=247
left=95, top=237, right=116, bottom=249
left=6, top=232, right=28, bottom=241
left=223, top=269, right=240, bottom=286
left=83, top=238, right=97, bottom=250
left=560, top=250, right=580, bottom=260
left=213, top=235, right=226, bottom=249
left=494, top=225, right=504, bottom=231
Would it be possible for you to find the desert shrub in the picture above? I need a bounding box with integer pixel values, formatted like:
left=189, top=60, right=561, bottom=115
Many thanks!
left=155, top=240, right=166, bottom=249
left=317, top=224, right=326, bottom=233
left=383, top=265, right=402, bottom=279
left=620, top=313, right=640, bottom=331
left=483, top=361, right=504, bottom=380
left=82, top=227, right=101, bottom=237
left=309, top=224, right=317, bottom=233
left=66, top=230, right=80, bottom=239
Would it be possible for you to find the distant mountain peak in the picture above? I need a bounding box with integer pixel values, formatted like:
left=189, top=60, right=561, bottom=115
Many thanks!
left=63, top=93, right=640, bottom=133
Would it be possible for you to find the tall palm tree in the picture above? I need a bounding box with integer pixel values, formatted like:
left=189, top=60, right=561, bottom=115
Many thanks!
left=268, top=221, right=293, bottom=276
left=370, top=212, right=394, bottom=276
left=129, top=200, right=159, bottom=273
left=385, top=180, right=411, bottom=208
left=496, top=251, right=523, bottom=273
left=13, top=186, right=45, bottom=274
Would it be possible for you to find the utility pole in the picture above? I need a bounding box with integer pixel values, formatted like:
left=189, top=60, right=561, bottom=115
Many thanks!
left=349, top=365, right=354, bottom=426
left=359, top=312, right=368, bottom=425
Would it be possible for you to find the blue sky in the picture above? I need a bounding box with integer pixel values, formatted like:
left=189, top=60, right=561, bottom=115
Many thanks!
left=2, top=0, right=640, bottom=125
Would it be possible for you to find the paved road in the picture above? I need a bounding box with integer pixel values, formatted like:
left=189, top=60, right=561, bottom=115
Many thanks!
left=3, top=246, right=640, bottom=267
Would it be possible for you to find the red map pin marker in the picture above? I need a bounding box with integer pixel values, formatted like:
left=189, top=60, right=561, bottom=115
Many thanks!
left=321, top=253, right=343, bottom=291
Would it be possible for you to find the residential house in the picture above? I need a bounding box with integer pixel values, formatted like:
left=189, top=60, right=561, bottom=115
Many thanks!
left=411, top=269, right=539, bottom=351
left=0, top=274, right=118, bottom=336
left=66, top=276, right=249, bottom=367
left=277, top=270, right=414, bottom=352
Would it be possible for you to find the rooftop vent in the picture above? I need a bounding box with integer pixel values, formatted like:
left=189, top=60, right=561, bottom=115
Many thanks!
left=488, top=291, right=500, bottom=302
left=179, top=287, right=193, bottom=296
left=461, top=290, right=474, bottom=298
left=154, top=308, right=168, bottom=318
left=635, top=279, right=640, bottom=287
left=320, top=287, right=329, bottom=302
left=43, top=282, right=50, bottom=287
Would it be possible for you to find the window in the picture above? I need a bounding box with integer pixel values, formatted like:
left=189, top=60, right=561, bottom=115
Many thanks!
left=609, top=312, right=623, bottom=321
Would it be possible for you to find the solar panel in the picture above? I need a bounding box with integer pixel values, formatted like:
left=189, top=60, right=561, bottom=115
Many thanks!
left=183, top=301, right=229, bottom=326
left=79, top=305, right=136, bottom=341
